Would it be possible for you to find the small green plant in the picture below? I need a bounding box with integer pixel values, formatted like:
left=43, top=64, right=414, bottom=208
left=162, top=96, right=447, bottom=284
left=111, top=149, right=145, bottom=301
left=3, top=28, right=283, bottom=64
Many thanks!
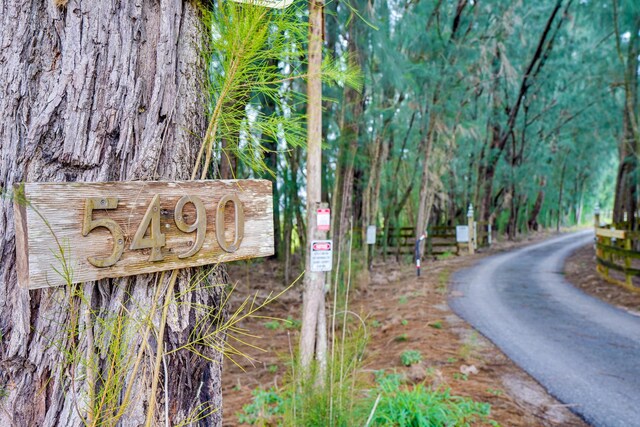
left=437, top=251, right=454, bottom=260
left=371, top=319, right=382, bottom=328
left=237, top=387, right=285, bottom=425
left=268, top=364, right=278, bottom=374
left=429, top=320, right=443, bottom=329
left=400, top=350, right=423, bottom=366
left=263, top=320, right=280, bottom=330
left=361, top=372, right=495, bottom=426
left=401, top=319, right=409, bottom=326
left=487, top=388, right=503, bottom=396
left=394, top=333, right=409, bottom=342
left=283, top=315, right=301, bottom=330
left=398, top=295, right=409, bottom=304
left=453, top=372, right=469, bottom=381
left=446, top=357, right=458, bottom=364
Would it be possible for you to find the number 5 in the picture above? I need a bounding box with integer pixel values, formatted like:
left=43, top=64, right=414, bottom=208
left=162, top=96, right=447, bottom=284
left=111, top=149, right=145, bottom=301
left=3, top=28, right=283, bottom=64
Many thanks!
left=82, top=198, right=125, bottom=268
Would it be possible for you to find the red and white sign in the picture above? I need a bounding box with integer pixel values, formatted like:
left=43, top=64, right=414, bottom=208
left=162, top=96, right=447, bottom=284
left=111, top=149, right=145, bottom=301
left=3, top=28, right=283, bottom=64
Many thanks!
left=317, top=208, right=330, bottom=231
left=310, top=239, right=333, bottom=272
left=312, top=242, right=332, bottom=251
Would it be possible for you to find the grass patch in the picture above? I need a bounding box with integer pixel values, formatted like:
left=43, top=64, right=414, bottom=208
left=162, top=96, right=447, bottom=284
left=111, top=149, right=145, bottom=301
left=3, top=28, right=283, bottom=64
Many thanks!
left=400, top=350, right=422, bottom=367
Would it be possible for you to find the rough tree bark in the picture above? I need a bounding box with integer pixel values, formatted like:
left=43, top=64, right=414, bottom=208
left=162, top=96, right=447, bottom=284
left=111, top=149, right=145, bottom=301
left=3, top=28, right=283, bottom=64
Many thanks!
left=613, top=12, right=640, bottom=228
left=299, top=0, right=327, bottom=374
left=0, top=1, right=226, bottom=425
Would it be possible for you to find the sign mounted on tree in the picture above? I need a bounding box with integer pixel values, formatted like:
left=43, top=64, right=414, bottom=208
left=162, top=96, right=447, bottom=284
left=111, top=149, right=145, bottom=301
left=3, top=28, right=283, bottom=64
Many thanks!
left=309, top=240, right=333, bottom=272
left=14, top=180, right=274, bottom=289
left=316, top=208, right=330, bottom=231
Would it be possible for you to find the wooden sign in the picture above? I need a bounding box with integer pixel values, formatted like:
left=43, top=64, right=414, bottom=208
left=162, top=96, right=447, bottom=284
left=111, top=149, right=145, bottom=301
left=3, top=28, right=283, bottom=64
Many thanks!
left=14, top=180, right=274, bottom=289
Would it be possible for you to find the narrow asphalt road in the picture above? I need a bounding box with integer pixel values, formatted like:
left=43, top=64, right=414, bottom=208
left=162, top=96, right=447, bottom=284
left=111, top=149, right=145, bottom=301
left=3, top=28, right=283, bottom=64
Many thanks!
left=449, top=231, right=640, bottom=427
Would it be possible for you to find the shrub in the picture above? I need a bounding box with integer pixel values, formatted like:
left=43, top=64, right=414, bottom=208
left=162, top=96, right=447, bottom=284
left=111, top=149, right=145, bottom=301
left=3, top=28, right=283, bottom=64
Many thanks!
left=362, top=372, right=496, bottom=427
left=237, top=387, right=285, bottom=425
left=401, top=350, right=423, bottom=367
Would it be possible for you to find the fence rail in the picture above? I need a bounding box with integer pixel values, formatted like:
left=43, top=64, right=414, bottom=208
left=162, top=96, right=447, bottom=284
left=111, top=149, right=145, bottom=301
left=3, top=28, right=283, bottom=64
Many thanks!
left=379, top=222, right=492, bottom=261
left=595, top=226, right=640, bottom=292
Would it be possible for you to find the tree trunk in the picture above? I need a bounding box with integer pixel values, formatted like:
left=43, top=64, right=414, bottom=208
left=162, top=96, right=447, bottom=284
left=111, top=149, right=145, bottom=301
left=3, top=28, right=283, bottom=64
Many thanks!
left=0, top=1, right=226, bottom=426
left=557, top=159, right=567, bottom=232
left=415, top=107, right=438, bottom=240
left=613, top=16, right=640, bottom=229
left=528, top=178, right=546, bottom=231
left=299, top=0, right=327, bottom=375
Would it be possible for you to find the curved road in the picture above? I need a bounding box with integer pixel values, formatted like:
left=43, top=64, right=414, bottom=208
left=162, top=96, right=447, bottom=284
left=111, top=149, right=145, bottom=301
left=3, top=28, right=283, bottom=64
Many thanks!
left=450, top=231, right=640, bottom=427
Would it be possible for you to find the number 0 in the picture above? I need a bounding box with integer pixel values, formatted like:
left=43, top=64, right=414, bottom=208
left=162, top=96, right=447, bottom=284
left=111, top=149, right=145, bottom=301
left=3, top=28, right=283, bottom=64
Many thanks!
left=216, top=194, right=244, bottom=253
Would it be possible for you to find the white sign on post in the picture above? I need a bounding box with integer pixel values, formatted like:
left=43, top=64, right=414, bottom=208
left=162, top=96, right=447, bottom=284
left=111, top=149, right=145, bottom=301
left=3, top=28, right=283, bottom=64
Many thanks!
left=310, top=240, right=333, bottom=272
left=456, top=225, right=469, bottom=243
left=317, top=208, right=330, bottom=231
left=366, top=225, right=377, bottom=245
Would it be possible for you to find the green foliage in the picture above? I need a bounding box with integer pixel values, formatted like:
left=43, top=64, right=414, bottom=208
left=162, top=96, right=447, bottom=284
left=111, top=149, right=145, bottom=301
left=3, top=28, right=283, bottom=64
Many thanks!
left=283, top=315, right=301, bottom=330
left=197, top=1, right=361, bottom=180
left=362, top=372, right=496, bottom=427
left=453, top=373, right=469, bottom=382
left=394, top=334, right=409, bottom=342
left=429, top=321, right=443, bottom=330
left=237, top=387, right=285, bottom=425
left=263, top=315, right=300, bottom=331
left=264, top=320, right=281, bottom=330
left=400, top=350, right=422, bottom=367
left=436, top=251, right=455, bottom=261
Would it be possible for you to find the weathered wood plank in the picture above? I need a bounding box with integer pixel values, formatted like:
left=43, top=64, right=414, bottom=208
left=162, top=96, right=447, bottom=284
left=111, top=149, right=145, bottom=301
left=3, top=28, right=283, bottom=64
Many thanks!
left=595, top=257, right=640, bottom=276
left=14, top=180, right=274, bottom=289
left=596, top=227, right=626, bottom=239
left=596, top=243, right=640, bottom=259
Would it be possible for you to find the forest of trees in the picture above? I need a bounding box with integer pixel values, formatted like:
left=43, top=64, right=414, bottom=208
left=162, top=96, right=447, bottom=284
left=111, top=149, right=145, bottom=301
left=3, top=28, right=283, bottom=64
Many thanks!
left=1, top=0, right=639, bottom=425
left=218, top=0, right=636, bottom=275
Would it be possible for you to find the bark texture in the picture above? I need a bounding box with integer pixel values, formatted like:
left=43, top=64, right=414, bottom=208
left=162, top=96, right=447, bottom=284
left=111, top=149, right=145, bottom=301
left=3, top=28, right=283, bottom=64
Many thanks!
left=299, top=0, right=327, bottom=373
left=0, top=1, right=226, bottom=425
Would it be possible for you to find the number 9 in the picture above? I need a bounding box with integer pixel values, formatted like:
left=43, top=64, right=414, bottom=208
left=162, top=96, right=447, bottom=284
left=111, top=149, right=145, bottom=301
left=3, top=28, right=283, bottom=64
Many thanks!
left=174, top=195, right=207, bottom=259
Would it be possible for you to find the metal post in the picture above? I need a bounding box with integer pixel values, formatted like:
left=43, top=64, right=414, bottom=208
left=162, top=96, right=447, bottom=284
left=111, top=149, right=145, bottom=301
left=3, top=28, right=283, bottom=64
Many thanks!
left=467, top=204, right=475, bottom=255
left=415, top=233, right=426, bottom=277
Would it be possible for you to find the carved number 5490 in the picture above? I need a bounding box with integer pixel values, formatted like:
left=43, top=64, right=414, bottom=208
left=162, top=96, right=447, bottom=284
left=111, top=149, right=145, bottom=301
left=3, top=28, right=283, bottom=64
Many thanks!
left=82, top=194, right=245, bottom=268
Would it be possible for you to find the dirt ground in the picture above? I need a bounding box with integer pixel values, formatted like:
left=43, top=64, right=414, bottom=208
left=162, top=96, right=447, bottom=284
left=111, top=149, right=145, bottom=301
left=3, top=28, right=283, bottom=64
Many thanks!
left=221, top=233, right=589, bottom=426
left=564, top=243, right=640, bottom=315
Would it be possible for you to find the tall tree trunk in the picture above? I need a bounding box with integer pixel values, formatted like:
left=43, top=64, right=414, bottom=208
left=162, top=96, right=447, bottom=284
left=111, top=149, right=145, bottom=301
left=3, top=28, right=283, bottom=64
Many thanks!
left=0, top=2, right=226, bottom=425
left=361, top=119, right=390, bottom=269
left=557, top=158, right=568, bottom=232
left=415, top=106, right=438, bottom=239
left=299, top=0, right=327, bottom=374
left=528, top=178, right=546, bottom=231
left=331, top=20, right=364, bottom=282
left=613, top=14, right=640, bottom=228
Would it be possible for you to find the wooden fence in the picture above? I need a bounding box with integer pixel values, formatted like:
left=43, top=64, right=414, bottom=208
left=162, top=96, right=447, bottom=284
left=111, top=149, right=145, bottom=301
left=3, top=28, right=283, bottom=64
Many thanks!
left=595, top=226, right=640, bottom=292
left=380, top=222, right=492, bottom=261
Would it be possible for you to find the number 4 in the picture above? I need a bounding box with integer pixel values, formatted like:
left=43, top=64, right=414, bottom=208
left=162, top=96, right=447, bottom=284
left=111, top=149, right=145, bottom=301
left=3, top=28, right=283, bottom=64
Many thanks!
left=130, top=194, right=166, bottom=261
